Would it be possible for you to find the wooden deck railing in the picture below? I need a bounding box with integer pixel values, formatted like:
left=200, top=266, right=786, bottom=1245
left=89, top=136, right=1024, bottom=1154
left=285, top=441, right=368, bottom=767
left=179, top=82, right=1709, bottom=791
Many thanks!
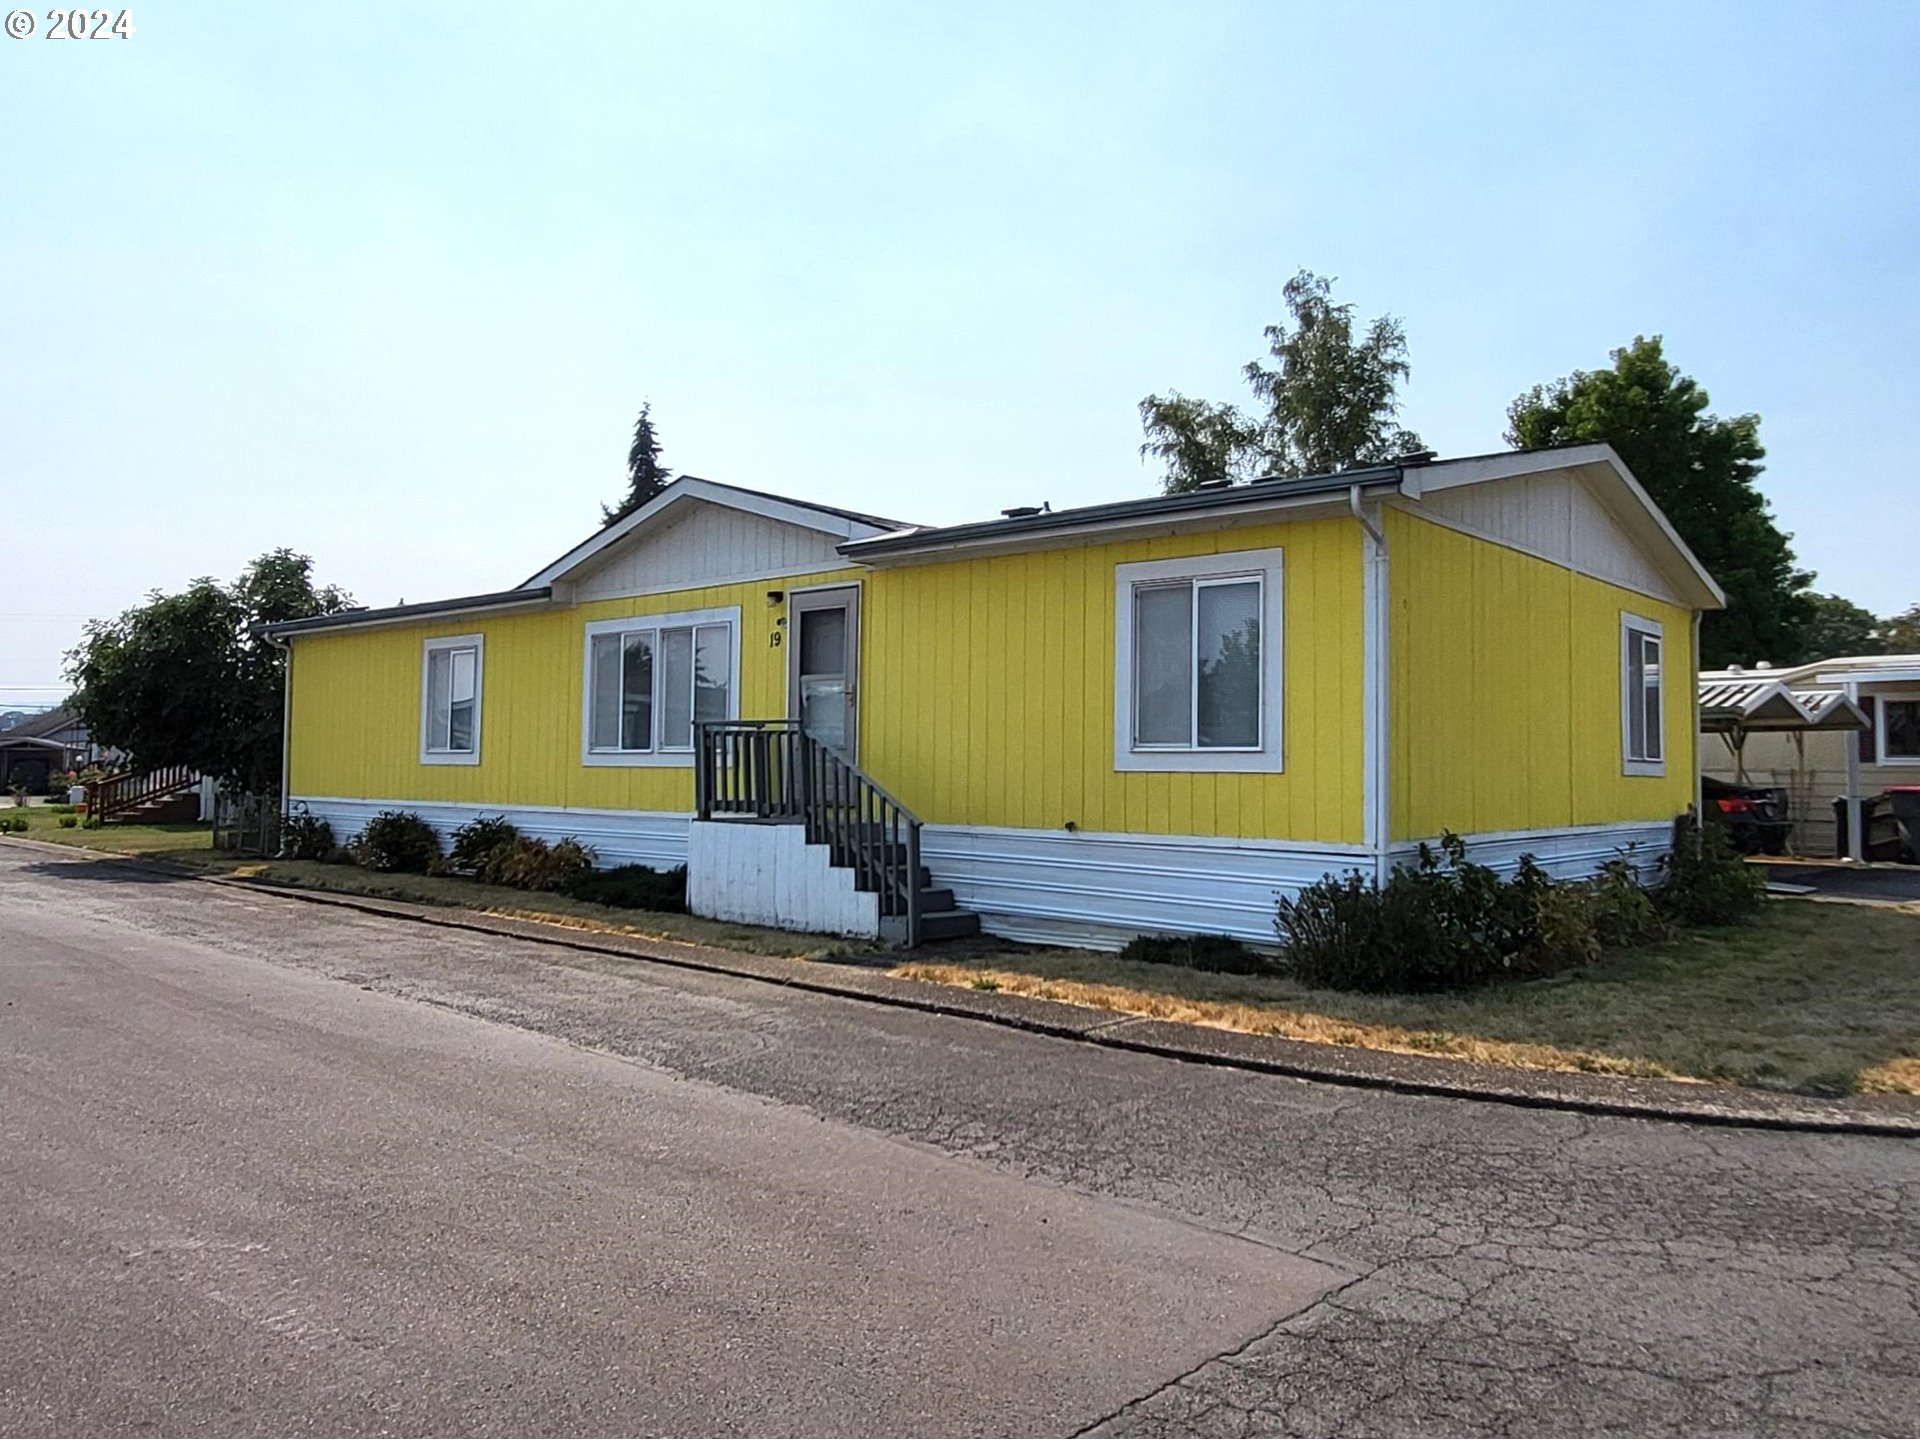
left=86, top=763, right=199, bottom=824
left=695, top=720, right=923, bottom=947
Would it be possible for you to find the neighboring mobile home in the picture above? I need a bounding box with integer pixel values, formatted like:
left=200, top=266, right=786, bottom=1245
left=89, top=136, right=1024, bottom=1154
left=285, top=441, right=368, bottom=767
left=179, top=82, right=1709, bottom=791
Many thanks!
left=1700, top=654, right=1920, bottom=857
left=267, top=444, right=1722, bottom=948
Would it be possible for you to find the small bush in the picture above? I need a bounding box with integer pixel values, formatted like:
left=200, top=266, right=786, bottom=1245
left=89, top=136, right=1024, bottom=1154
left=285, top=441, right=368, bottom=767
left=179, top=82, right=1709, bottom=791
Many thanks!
left=47, top=804, right=75, bottom=815
left=280, top=807, right=335, bottom=862
left=449, top=814, right=520, bottom=873
left=57, top=815, right=79, bottom=829
left=1657, top=814, right=1765, bottom=927
left=353, top=810, right=440, bottom=873
left=1121, top=932, right=1272, bottom=975
left=564, top=864, right=688, bottom=913
left=481, top=835, right=596, bottom=892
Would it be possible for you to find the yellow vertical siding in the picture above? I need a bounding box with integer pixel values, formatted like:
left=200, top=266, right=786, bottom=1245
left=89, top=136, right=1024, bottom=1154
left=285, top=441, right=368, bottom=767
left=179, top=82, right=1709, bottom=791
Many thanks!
left=859, top=517, right=1367, bottom=842
left=1387, top=508, right=1697, bottom=839
left=288, top=569, right=858, bottom=811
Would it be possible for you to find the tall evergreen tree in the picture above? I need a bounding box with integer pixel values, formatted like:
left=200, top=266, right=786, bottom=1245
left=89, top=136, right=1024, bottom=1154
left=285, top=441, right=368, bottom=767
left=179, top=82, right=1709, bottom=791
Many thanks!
left=1140, top=270, right=1424, bottom=493
left=602, top=402, right=674, bottom=525
left=1801, top=593, right=1887, bottom=660
left=1506, top=336, right=1812, bottom=670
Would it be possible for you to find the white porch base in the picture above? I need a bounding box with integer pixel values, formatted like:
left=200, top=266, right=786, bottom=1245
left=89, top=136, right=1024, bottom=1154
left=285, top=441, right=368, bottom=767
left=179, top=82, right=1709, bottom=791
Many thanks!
left=686, top=820, right=880, bottom=937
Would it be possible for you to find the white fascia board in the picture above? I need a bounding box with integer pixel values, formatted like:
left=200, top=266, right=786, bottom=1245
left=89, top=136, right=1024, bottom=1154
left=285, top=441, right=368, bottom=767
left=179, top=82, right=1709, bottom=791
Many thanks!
left=523, top=478, right=898, bottom=588
left=283, top=594, right=555, bottom=639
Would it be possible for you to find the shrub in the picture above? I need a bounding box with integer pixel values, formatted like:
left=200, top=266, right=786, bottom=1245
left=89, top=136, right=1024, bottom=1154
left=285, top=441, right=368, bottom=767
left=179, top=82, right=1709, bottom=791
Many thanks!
left=565, top=863, right=687, bottom=913
left=449, top=814, right=520, bottom=873
left=1279, top=835, right=1617, bottom=993
left=1121, top=932, right=1272, bottom=975
left=47, top=803, right=74, bottom=815
left=1657, top=814, right=1765, bottom=927
left=481, top=835, right=596, bottom=892
left=279, top=806, right=335, bottom=862
left=353, top=810, right=440, bottom=873
left=0, top=814, right=29, bottom=833
left=57, top=815, right=79, bottom=829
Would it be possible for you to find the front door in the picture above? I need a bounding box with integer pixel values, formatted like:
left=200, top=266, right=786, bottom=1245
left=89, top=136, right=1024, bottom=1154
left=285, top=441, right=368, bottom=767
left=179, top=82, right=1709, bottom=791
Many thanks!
left=789, top=586, right=860, bottom=758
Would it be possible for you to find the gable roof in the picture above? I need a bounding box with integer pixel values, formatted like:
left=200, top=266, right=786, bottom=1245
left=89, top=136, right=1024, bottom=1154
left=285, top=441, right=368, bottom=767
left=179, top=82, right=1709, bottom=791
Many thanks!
left=839, top=443, right=1725, bottom=611
left=0, top=706, right=86, bottom=749
left=522, top=476, right=912, bottom=589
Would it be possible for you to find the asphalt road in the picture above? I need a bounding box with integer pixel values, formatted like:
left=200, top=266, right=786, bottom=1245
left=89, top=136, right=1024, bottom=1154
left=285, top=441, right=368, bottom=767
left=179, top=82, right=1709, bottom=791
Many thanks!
left=2, top=845, right=1918, bottom=1436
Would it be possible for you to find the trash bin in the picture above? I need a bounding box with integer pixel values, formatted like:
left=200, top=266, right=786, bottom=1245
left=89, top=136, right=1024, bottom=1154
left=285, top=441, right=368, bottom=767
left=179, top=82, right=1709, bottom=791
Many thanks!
left=1887, top=786, right=1920, bottom=864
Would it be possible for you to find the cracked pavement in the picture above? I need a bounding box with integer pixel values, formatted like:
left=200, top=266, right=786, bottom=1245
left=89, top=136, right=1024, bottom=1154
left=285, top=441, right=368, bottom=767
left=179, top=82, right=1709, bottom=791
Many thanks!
left=5, top=846, right=1918, bottom=1436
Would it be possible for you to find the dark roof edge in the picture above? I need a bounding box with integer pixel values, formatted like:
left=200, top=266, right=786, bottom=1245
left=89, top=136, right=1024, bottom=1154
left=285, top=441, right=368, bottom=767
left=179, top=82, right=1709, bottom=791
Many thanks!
left=839, top=467, right=1403, bottom=558
left=261, top=587, right=554, bottom=638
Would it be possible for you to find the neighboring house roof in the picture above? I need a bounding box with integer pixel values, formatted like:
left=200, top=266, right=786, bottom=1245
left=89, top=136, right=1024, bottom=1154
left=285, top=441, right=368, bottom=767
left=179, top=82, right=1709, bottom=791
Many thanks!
left=0, top=706, right=88, bottom=750
left=1698, top=678, right=1869, bottom=733
left=1701, top=654, right=1920, bottom=690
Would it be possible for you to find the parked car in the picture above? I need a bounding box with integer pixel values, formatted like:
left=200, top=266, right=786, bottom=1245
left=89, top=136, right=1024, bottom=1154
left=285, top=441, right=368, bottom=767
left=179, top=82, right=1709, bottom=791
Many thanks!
left=1702, top=775, right=1792, bottom=855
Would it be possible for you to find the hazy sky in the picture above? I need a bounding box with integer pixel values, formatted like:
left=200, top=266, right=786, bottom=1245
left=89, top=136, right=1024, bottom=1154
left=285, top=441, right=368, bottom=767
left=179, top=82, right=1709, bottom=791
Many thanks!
left=4, top=1, right=1916, bottom=704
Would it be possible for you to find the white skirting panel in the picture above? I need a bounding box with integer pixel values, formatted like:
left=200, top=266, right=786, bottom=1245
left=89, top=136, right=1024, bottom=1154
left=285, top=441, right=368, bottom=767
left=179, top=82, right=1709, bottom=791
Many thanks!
left=288, top=796, right=691, bottom=871
left=686, top=820, right=880, bottom=938
left=918, top=825, right=1373, bottom=951
left=921, top=819, right=1678, bottom=951
left=1387, top=819, right=1675, bottom=882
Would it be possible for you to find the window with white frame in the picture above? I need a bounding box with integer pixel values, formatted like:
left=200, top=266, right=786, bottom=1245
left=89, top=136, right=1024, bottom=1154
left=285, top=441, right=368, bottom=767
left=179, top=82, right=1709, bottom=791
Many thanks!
left=421, top=635, right=483, bottom=765
left=1620, top=613, right=1664, bottom=775
left=1114, top=549, right=1283, bottom=773
left=1877, top=695, right=1920, bottom=764
left=583, top=608, right=738, bottom=765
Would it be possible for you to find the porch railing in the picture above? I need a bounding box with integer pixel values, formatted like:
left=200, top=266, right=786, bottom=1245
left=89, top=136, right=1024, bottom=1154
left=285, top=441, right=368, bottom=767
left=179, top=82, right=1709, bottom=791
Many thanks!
left=695, top=719, right=924, bottom=947
left=86, top=763, right=199, bottom=824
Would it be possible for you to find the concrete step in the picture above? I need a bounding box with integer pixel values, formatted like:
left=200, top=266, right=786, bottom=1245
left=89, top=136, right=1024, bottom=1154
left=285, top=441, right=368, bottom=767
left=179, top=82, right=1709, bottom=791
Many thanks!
left=919, top=909, right=981, bottom=942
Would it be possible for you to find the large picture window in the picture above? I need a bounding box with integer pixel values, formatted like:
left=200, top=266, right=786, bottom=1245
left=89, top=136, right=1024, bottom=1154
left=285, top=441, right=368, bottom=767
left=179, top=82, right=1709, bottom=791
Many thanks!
left=582, top=608, right=738, bottom=766
left=1114, top=549, right=1284, bottom=774
left=1620, top=613, right=1665, bottom=776
left=420, top=634, right=483, bottom=766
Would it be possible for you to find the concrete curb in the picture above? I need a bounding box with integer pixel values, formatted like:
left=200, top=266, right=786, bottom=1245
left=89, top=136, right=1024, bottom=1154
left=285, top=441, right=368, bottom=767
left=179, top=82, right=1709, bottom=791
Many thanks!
left=10, top=836, right=1920, bottom=1138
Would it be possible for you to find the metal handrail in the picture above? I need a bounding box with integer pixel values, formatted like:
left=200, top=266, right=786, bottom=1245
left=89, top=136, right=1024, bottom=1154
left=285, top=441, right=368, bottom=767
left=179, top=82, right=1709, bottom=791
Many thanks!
left=696, top=719, right=924, bottom=947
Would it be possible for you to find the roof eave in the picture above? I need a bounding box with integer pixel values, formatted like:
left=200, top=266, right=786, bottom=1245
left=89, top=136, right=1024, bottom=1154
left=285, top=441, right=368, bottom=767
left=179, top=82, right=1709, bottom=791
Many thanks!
left=262, top=587, right=555, bottom=639
left=838, top=473, right=1405, bottom=565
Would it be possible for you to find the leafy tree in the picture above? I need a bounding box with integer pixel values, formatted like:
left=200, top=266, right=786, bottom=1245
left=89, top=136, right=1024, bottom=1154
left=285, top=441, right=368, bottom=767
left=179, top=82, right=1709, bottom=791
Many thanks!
left=1801, top=593, right=1887, bottom=660
left=602, top=401, right=674, bottom=525
left=66, top=550, right=352, bottom=794
left=1881, top=603, right=1920, bottom=654
left=1140, top=270, right=1425, bottom=493
left=1506, top=336, right=1812, bottom=670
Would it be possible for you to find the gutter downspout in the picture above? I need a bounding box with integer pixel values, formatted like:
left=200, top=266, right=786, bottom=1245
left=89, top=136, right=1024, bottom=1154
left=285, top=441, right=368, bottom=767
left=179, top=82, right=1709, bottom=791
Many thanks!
left=266, top=632, right=292, bottom=820
left=1351, top=484, right=1392, bottom=885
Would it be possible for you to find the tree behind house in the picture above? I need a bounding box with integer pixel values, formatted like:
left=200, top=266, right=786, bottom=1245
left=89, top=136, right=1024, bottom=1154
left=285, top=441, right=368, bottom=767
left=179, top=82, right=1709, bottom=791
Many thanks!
left=1140, top=269, right=1425, bottom=493
left=1506, top=336, right=1812, bottom=670
left=602, top=402, right=674, bottom=525
left=66, top=550, right=353, bottom=795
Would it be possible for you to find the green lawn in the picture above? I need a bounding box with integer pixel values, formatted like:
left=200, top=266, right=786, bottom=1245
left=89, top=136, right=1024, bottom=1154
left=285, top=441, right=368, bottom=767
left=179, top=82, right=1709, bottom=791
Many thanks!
left=11, top=809, right=1917, bottom=1096
left=897, top=901, right=1920, bottom=1096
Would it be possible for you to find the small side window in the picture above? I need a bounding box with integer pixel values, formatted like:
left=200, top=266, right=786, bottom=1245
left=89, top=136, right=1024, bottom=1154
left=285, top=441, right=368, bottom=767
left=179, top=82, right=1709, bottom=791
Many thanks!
left=421, top=635, right=484, bottom=765
left=1621, top=614, right=1664, bottom=776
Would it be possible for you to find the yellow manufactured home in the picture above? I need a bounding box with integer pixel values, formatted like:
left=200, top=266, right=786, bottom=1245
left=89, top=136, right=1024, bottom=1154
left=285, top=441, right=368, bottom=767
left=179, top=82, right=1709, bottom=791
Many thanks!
left=269, top=444, right=1723, bottom=947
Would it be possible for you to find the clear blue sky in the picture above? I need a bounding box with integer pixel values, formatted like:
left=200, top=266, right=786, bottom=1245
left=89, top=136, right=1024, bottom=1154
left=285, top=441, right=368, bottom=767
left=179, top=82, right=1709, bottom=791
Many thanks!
left=3, top=0, right=1916, bottom=704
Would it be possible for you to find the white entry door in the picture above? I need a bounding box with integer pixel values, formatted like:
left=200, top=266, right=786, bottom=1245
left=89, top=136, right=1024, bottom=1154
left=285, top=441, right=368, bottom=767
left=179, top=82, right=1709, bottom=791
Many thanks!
left=789, top=586, right=860, bottom=759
